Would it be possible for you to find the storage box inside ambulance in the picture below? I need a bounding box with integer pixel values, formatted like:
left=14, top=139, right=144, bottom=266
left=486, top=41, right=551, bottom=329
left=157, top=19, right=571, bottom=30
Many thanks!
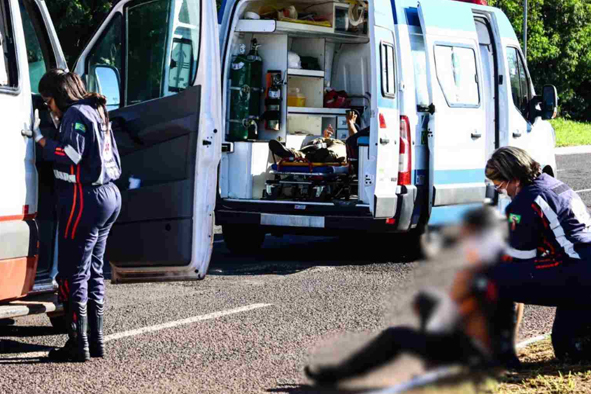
left=417, top=0, right=487, bottom=225
left=73, top=0, right=222, bottom=283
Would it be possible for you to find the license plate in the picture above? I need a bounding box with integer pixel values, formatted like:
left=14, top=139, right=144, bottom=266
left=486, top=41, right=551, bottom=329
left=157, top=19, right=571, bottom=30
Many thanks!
left=260, top=214, right=325, bottom=228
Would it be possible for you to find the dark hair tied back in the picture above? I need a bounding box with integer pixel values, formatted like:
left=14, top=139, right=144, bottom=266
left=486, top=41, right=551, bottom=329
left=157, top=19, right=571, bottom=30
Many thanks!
left=39, top=69, right=110, bottom=133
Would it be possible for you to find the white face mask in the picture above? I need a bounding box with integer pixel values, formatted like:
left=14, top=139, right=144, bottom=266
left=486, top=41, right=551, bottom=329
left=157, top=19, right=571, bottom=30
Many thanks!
left=494, top=181, right=509, bottom=196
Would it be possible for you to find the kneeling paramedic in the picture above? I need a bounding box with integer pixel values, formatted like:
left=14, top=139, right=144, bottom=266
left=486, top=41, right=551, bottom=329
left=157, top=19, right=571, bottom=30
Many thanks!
left=484, top=146, right=591, bottom=307
left=30, top=69, right=122, bottom=362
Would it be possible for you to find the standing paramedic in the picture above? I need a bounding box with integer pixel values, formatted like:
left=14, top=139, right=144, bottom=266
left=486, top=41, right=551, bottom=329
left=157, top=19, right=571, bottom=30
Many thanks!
left=31, top=69, right=122, bottom=362
left=485, top=147, right=591, bottom=307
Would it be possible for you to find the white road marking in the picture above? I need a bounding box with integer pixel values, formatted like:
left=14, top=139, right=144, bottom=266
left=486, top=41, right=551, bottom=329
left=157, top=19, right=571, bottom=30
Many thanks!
left=104, top=303, right=271, bottom=342
left=575, top=188, right=591, bottom=194
left=1, top=303, right=272, bottom=360
left=516, top=334, right=549, bottom=349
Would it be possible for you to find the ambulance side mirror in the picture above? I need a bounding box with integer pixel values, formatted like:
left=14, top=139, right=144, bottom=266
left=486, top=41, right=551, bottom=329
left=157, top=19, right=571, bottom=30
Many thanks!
left=541, top=84, right=558, bottom=120
left=94, top=65, right=121, bottom=111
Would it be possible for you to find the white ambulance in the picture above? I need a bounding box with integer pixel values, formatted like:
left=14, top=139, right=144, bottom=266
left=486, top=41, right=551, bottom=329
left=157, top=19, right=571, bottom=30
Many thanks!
left=0, top=0, right=557, bottom=324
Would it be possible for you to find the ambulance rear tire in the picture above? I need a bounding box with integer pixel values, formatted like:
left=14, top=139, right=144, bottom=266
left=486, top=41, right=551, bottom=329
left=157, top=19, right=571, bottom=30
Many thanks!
left=49, top=315, right=68, bottom=333
left=222, top=224, right=265, bottom=255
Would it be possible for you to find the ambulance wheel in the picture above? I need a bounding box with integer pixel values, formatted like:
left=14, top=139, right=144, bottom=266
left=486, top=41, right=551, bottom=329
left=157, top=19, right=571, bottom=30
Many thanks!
left=222, top=224, right=266, bottom=255
left=49, top=315, right=68, bottom=333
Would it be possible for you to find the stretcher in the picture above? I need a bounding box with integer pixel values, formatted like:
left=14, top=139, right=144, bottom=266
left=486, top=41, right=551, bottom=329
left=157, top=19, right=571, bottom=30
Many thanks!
left=264, top=158, right=353, bottom=201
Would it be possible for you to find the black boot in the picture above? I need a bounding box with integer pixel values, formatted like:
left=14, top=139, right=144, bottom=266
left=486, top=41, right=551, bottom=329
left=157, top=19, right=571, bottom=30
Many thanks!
left=48, top=301, right=79, bottom=361
left=73, top=302, right=91, bottom=362
left=88, top=300, right=105, bottom=358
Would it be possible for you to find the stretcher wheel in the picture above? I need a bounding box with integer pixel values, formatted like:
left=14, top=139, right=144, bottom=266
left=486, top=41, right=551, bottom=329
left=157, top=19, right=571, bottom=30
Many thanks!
left=222, top=224, right=265, bottom=255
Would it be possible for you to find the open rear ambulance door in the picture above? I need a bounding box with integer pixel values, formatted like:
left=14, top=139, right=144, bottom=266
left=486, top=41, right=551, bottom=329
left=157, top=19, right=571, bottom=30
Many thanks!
left=74, top=0, right=222, bottom=283
left=418, top=0, right=487, bottom=221
left=367, top=0, right=400, bottom=219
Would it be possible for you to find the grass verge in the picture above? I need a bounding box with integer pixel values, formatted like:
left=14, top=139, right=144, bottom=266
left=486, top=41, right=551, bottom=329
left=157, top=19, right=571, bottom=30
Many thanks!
left=401, top=337, right=591, bottom=394
left=552, top=119, right=591, bottom=147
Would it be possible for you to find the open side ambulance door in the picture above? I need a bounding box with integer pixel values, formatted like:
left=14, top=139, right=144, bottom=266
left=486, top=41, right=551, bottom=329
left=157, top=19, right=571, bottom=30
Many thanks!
left=418, top=0, right=487, bottom=219
left=74, top=0, right=221, bottom=283
left=367, top=0, right=400, bottom=218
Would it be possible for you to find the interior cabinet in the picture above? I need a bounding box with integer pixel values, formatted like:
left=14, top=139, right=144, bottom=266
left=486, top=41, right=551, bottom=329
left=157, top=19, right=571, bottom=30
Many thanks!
left=229, top=3, right=367, bottom=144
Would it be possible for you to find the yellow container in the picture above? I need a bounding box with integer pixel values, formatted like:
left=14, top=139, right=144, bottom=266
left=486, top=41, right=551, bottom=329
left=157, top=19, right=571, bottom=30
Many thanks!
left=288, top=88, right=306, bottom=107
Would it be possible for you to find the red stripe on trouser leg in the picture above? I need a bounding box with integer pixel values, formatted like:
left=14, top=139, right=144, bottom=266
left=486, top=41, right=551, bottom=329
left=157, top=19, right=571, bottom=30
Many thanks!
left=71, top=165, right=84, bottom=239
left=64, top=165, right=77, bottom=238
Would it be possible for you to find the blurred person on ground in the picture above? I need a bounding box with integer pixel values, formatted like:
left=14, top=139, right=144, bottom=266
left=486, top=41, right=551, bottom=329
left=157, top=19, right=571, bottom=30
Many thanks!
left=305, top=206, right=521, bottom=385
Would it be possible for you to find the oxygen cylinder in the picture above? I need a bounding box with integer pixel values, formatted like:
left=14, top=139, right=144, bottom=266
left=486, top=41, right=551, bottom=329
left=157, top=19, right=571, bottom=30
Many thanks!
left=228, top=39, right=263, bottom=141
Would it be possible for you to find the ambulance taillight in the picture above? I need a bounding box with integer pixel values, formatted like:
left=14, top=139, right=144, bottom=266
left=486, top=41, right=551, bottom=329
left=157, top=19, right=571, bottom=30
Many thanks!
left=398, top=116, right=412, bottom=185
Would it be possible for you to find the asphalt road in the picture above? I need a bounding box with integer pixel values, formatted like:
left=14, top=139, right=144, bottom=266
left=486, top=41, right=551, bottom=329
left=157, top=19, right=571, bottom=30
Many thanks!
left=0, top=152, right=588, bottom=394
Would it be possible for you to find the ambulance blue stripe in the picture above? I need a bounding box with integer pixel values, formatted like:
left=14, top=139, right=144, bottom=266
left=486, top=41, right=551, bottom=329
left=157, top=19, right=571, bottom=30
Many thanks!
left=434, top=169, right=485, bottom=184
left=412, top=169, right=485, bottom=185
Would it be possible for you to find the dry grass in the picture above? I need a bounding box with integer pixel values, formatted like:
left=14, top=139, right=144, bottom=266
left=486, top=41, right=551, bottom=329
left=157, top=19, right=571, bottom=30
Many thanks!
left=399, top=338, right=591, bottom=394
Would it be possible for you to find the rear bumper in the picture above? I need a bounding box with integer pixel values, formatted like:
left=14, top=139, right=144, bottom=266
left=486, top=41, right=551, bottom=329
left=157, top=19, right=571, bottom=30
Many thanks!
left=215, top=185, right=417, bottom=234
left=0, top=292, right=62, bottom=320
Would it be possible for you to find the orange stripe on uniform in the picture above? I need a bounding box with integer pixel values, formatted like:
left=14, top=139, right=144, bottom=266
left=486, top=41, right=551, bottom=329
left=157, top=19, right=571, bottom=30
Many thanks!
left=64, top=165, right=77, bottom=238
left=71, top=165, right=84, bottom=239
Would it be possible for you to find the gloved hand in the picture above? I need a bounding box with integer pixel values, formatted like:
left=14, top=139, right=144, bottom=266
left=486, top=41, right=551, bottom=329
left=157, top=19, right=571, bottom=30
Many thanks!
left=32, top=109, right=44, bottom=142
left=22, top=109, right=45, bottom=142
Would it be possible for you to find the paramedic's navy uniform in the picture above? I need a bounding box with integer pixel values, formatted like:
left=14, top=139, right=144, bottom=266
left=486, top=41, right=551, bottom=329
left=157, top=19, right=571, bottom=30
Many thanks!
left=487, top=173, right=591, bottom=306
left=42, top=99, right=122, bottom=305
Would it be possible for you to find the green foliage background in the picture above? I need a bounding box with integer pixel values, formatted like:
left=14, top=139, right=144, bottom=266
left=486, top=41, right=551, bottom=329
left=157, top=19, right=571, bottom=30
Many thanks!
left=47, top=0, right=590, bottom=121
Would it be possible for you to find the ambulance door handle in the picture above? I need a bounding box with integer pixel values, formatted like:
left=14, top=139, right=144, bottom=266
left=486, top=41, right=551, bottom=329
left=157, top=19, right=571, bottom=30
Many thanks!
left=471, top=130, right=482, bottom=139
left=380, top=137, right=390, bottom=145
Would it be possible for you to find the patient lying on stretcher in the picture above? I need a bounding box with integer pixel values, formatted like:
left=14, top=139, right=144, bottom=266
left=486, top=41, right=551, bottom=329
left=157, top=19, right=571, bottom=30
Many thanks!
left=269, top=111, right=368, bottom=164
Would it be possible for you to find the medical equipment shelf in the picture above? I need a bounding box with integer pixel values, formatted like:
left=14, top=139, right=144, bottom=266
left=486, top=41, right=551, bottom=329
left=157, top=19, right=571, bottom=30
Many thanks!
left=287, top=68, right=324, bottom=78
left=288, top=107, right=349, bottom=115
left=235, top=20, right=368, bottom=43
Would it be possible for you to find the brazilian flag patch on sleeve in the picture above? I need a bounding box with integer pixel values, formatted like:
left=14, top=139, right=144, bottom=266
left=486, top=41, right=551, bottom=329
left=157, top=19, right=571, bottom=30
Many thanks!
left=74, top=122, right=86, bottom=133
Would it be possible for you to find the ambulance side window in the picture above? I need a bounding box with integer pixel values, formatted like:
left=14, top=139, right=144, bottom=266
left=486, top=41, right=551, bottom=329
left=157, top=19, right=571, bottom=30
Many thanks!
left=20, top=0, right=55, bottom=94
left=380, top=42, right=396, bottom=98
left=125, top=0, right=201, bottom=105
left=506, top=47, right=531, bottom=118
left=434, top=45, right=480, bottom=107
left=86, top=13, right=122, bottom=111
left=0, top=0, right=18, bottom=90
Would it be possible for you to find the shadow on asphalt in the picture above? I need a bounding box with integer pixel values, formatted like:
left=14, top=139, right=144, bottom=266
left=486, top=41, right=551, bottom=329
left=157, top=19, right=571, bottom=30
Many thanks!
left=0, top=324, right=58, bottom=337
left=267, top=384, right=367, bottom=393
left=0, top=339, right=55, bottom=363
left=209, top=233, right=420, bottom=277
